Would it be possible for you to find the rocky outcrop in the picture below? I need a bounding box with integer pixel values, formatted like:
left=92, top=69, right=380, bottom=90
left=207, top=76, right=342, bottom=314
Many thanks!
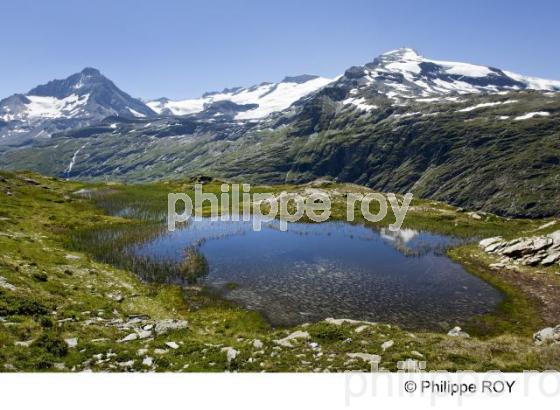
left=273, top=331, right=310, bottom=348
left=533, top=325, right=560, bottom=345
left=479, top=231, right=560, bottom=267
left=447, top=326, right=469, bottom=338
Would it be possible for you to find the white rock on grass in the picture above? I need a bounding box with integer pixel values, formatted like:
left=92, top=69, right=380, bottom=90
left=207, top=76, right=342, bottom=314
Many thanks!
left=537, top=221, right=556, bottom=231
left=0, top=276, right=16, bottom=291
left=65, top=338, right=78, bottom=348
left=346, top=353, right=381, bottom=364
left=119, top=333, right=139, bottom=343
left=447, top=326, right=469, bottom=338
left=165, top=341, right=179, bottom=350
left=154, top=319, right=188, bottom=335
left=221, top=347, right=239, bottom=363
left=273, top=331, right=310, bottom=348
left=479, top=237, right=503, bottom=249
left=324, top=318, right=363, bottom=326
left=533, top=325, right=560, bottom=345
left=137, top=330, right=152, bottom=339
left=541, top=253, right=560, bottom=266
left=324, top=318, right=377, bottom=326
left=252, top=339, right=263, bottom=349
left=381, top=340, right=394, bottom=351
left=142, top=356, right=154, bottom=367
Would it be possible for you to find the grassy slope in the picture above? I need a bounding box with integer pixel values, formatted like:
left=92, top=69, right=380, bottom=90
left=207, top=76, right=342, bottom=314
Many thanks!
left=0, top=172, right=559, bottom=372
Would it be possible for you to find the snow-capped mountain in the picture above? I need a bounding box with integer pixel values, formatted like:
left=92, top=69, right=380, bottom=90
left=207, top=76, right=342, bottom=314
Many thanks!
left=147, top=74, right=335, bottom=120
left=2, top=48, right=559, bottom=217
left=0, top=68, right=155, bottom=145
left=321, top=48, right=560, bottom=112
left=1, top=67, right=154, bottom=121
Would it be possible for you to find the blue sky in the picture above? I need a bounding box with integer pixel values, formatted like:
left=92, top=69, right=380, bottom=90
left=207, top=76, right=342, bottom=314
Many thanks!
left=2, top=0, right=559, bottom=99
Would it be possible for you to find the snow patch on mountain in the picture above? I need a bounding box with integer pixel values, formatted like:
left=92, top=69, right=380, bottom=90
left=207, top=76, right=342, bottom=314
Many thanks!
left=148, top=76, right=334, bottom=119
left=514, top=111, right=550, bottom=121
left=503, top=71, right=560, bottom=91
left=457, top=100, right=517, bottom=112
left=1, top=94, right=90, bottom=121
left=343, top=97, right=378, bottom=111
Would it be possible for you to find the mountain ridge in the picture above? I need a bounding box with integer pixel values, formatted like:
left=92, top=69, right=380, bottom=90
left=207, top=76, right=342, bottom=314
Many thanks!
left=1, top=49, right=559, bottom=217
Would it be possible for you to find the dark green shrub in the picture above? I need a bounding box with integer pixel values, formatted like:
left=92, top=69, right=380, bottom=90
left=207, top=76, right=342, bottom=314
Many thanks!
left=32, top=333, right=68, bottom=357
left=309, top=323, right=350, bottom=342
left=32, top=272, right=48, bottom=282
left=0, top=292, right=49, bottom=316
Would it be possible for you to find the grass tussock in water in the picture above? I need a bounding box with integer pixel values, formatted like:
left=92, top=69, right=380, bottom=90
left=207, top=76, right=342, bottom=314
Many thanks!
left=179, top=246, right=209, bottom=285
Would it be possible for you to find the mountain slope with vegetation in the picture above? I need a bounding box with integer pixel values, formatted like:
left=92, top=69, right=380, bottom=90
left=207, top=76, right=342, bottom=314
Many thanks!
left=2, top=90, right=558, bottom=217
left=1, top=49, right=559, bottom=217
left=1, top=172, right=560, bottom=371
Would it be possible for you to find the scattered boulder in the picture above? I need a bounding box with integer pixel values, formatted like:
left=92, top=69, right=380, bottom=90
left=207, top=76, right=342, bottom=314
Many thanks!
left=252, top=339, right=263, bottom=349
left=533, top=325, right=560, bottom=345
left=346, top=353, right=381, bottom=364
left=21, top=177, right=40, bottom=185
left=165, top=341, right=179, bottom=350
left=541, top=252, right=560, bottom=266
left=137, top=330, right=152, bottom=339
left=479, top=237, right=503, bottom=248
left=447, top=326, right=469, bottom=338
left=120, top=333, right=139, bottom=343
left=154, top=319, right=188, bottom=335
left=324, top=318, right=362, bottom=326
left=0, top=276, right=16, bottom=291
left=221, top=347, right=239, bottom=363
left=106, top=292, right=124, bottom=302
left=324, top=318, right=377, bottom=326
left=381, top=340, right=394, bottom=351
left=64, top=338, right=78, bottom=348
left=273, top=330, right=310, bottom=348
left=142, top=356, right=154, bottom=367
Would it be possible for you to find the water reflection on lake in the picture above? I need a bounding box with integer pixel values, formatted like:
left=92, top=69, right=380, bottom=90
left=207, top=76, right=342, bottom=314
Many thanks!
left=132, top=219, right=502, bottom=329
